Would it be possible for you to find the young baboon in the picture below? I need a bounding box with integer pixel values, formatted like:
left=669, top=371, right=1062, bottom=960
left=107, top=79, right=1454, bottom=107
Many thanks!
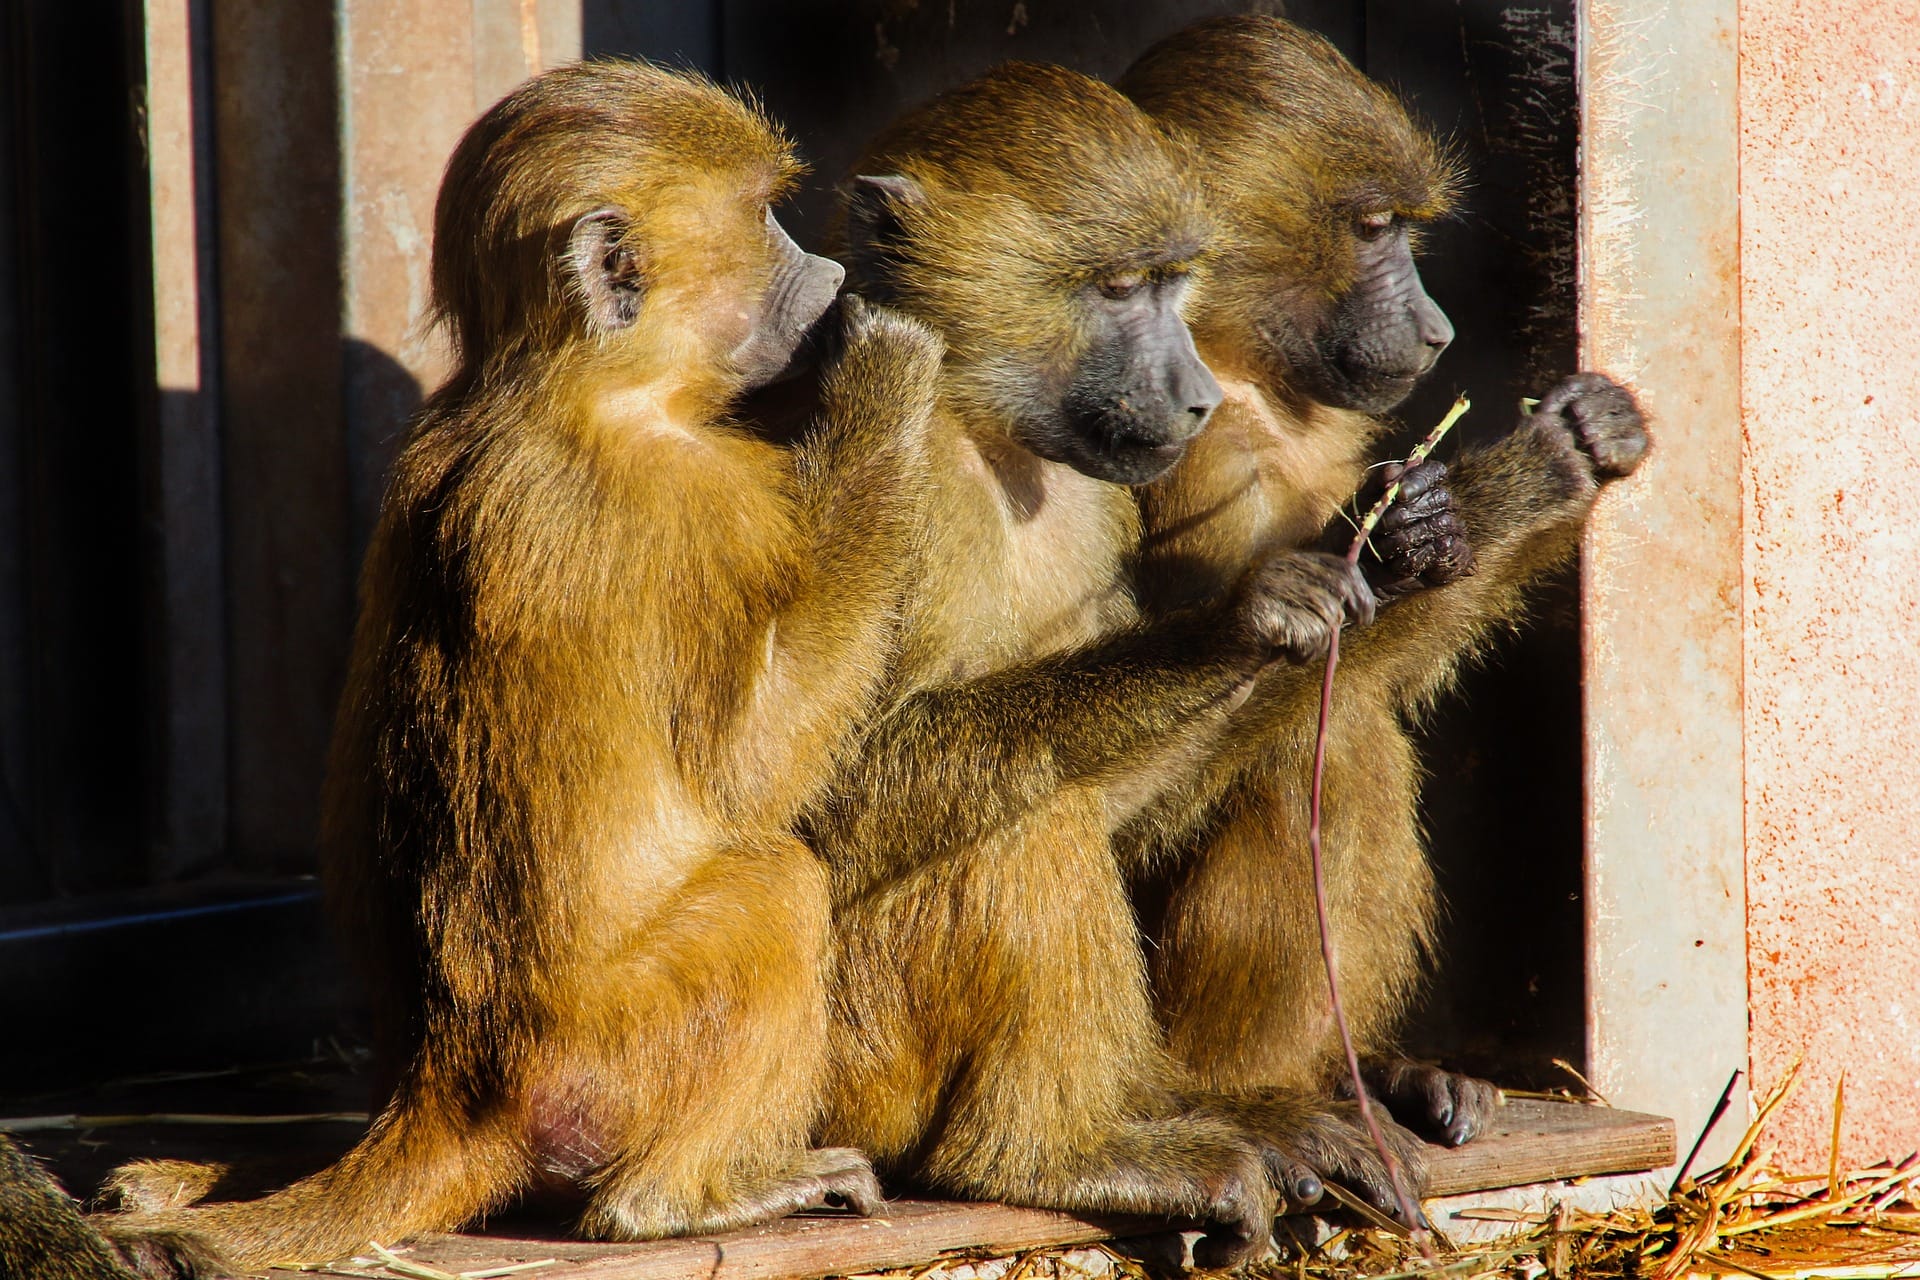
left=807, top=62, right=1405, bottom=1265
left=93, top=61, right=942, bottom=1272
left=1115, top=16, right=1648, bottom=1151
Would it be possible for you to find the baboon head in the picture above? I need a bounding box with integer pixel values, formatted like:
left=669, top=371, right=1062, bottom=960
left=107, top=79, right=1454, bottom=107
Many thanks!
left=1122, top=17, right=1460, bottom=415
left=431, top=60, right=842, bottom=402
left=841, top=61, right=1221, bottom=486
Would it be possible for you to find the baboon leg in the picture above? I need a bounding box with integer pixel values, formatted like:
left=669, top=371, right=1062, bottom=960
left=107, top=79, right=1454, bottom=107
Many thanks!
left=575, top=837, right=880, bottom=1239
left=1156, top=704, right=1432, bottom=1095
left=827, top=791, right=1273, bottom=1269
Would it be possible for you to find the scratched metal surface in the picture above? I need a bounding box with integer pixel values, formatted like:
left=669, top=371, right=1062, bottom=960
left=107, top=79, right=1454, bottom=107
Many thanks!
left=1579, top=0, right=1749, bottom=1169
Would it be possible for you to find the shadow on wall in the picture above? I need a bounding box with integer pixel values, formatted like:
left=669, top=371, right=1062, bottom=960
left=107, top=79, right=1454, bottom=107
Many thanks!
left=344, top=338, right=426, bottom=569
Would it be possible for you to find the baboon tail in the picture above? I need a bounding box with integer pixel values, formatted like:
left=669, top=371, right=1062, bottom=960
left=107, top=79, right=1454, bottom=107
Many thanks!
left=91, top=1094, right=526, bottom=1276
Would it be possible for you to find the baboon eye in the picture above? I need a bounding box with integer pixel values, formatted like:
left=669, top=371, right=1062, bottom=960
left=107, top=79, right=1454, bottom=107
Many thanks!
left=1356, top=211, right=1396, bottom=240
left=1098, top=272, right=1147, bottom=300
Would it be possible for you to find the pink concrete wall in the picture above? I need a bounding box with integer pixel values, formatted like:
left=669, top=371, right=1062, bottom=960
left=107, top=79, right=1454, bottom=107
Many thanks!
left=1741, top=0, right=1920, bottom=1169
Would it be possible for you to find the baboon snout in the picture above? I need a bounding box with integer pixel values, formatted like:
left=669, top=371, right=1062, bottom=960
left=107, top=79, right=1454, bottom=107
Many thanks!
left=1409, top=290, right=1453, bottom=371
left=1169, top=347, right=1224, bottom=436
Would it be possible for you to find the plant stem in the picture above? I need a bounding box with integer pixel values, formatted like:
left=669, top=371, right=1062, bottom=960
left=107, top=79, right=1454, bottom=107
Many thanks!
left=1309, top=392, right=1469, bottom=1253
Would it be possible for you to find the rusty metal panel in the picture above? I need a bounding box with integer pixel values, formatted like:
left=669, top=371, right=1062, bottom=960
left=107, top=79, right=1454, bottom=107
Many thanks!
left=339, top=0, right=474, bottom=563
left=340, top=0, right=581, bottom=564
left=1740, top=0, right=1920, bottom=1169
left=1580, top=0, right=1748, bottom=1166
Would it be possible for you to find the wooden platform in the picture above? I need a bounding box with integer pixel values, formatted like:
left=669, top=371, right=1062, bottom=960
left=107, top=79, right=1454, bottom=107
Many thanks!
left=245, top=1099, right=1674, bottom=1279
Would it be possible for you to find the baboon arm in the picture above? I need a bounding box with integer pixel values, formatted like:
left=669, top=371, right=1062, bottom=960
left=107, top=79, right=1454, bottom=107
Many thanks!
left=1115, top=421, right=1601, bottom=872
left=722, top=313, right=941, bottom=824
left=812, top=621, right=1252, bottom=896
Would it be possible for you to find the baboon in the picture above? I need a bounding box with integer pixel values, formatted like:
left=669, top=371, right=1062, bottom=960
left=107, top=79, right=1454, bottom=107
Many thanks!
left=93, top=61, right=943, bottom=1272
left=0, top=1133, right=199, bottom=1280
left=806, top=62, right=1416, bottom=1266
left=1115, top=16, right=1649, bottom=1149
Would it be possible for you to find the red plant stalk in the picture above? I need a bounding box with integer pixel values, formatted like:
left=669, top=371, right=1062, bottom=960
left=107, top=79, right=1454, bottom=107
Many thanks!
left=1311, top=393, right=1469, bottom=1251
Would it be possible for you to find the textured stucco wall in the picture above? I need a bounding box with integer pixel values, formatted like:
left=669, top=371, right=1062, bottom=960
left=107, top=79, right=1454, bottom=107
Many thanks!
left=1741, top=0, right=1920, bottom=1168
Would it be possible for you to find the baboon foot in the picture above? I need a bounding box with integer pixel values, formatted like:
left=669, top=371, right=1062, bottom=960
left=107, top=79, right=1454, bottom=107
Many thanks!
left=1192, top=1087, right=1431, bottom=1227
left=579, top=1146, right=884, bottom=1239
left=1533, top=372, right=1649, bottom=485
left=1354, top=1057, right=1504, bottom=1148
left=1051, top=1122, right=1274, bottom=1268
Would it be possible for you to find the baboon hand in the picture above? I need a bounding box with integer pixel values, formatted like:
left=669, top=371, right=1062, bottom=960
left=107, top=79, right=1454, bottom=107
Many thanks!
left=1533, top=372, right=1649, bottom=484
left=1349, top=1058, right=1504, bottom=1148
left=829, top=294, right=946, bottom=396
left=1231, top=550, right=1376, bottom=665
left=1346, top=457, right=1474, bottom=600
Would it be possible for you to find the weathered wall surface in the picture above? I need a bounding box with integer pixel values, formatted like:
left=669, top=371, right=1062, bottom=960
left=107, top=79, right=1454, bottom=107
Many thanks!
left=1741, top=0, right=1920, bottom=1168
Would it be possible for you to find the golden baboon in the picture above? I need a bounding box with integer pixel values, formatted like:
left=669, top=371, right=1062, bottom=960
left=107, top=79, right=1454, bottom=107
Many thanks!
left=91, top=61, right=942, bottom=1272
left=1115, top=16, right=1648, bottom=1162
left=807, top=62, right=1405, bottom=1266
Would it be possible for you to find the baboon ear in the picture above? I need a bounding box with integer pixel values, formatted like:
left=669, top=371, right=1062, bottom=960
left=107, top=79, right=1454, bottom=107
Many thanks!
left=846, top=173, right=927, bottom=252
left=567, top=207, right=645, bottom=332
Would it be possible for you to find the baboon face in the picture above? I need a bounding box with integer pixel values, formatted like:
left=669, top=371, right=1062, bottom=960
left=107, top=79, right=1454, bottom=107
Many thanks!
left=1265, top=214, right=1453, bottom=416
left=1045, top=266, right=1223, bottom=485
left=1119, top=16, right=1461, bottom=417
left=431, top=60, right=840, bottom=393
left=843, top=62, right=1221, bottom=488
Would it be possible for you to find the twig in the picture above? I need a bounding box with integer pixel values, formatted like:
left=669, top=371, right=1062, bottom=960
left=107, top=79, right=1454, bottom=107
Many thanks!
left=365, top=1242, right=464, bottom=1280
left=1551, top=1058, right=1613, bottom=1107
left=1829, top=1072, right=1848, bottom=1202
left=1672, top=1069, right=1744, bottom=1195
left=0, top=1111, right=369, bottom=1132
left=1309, top=392, right=1469, bottom=1256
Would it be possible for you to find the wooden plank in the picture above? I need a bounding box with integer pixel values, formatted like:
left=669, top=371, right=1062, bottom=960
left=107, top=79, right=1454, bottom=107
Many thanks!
left=1424, top=1098, right=1673, bottom=1197
left=258, top=1101, right=1671, bottom=1280
left=319, top=1202, right=1145, bottom=1280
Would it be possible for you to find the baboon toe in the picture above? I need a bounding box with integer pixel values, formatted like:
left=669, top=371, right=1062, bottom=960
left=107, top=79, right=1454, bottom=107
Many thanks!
left=1364, top=1058, right=1505, bottom=1147
left=1191, top=1162, right=1274, bottom=1269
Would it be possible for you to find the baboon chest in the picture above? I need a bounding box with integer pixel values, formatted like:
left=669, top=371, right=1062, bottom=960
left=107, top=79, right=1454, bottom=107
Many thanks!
left=924, top=434, right=1136, bottom=680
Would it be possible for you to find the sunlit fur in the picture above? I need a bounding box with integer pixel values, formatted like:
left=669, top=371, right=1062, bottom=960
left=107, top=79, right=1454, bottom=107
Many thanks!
left=91, top=60, right=942, bottom=1273
left=1120, top=17, right=1637, bottom=1115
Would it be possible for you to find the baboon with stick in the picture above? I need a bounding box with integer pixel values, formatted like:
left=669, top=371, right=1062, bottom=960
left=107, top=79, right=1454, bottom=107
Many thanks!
left=1117, top=14, right=1648, bottom=1156
left=806, top=61, right=1432, bottom=1264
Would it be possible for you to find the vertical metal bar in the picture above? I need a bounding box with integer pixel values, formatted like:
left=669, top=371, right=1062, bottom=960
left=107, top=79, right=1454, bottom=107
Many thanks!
left=1579, top=0, right=1748, bottom=1167
left=140, top=0, right=229, bottom=879
left=210, top=0, right=349, bottom=867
